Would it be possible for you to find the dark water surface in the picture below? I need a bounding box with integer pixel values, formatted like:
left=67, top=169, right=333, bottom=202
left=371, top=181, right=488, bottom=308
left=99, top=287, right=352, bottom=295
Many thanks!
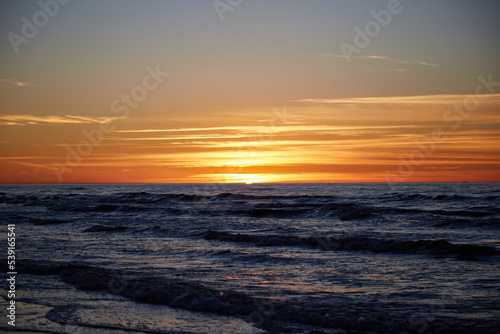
left=1, top=183, right=499, bottom=333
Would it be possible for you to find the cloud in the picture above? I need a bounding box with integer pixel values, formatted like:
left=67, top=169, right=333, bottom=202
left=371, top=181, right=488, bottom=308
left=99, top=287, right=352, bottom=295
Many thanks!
left=0, top=114, right=120, bottom=126
left=0, top=79, right=31, bottom=87
left=320, top=54, right=438, bottom=67
left=116, top=126, right=246, bottom=133
left=367, top=68, right=409, bottom=73
left=295, top=94, right=500, bottom=105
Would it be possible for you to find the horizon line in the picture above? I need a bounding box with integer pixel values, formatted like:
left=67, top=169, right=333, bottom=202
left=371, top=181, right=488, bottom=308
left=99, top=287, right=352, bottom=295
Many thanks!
left=0, top=181, right=496, bottom=185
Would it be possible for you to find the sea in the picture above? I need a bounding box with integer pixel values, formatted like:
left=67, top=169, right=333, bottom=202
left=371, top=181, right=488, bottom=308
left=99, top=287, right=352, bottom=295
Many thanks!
left=0, top=183, right=499, bottom=334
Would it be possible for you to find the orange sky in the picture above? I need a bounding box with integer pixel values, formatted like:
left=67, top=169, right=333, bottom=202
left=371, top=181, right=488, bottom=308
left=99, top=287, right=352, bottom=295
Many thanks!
left=1, top=1, right=499, bottom=184
left=1, top=93, right=499, bottom=184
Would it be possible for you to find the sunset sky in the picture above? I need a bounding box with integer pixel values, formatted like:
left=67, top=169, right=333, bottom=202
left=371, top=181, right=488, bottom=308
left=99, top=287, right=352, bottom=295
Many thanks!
left=1, top=0, right=499, bottom=184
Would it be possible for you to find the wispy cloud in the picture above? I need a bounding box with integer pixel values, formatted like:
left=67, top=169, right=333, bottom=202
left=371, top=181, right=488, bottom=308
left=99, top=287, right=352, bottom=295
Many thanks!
left=295, top=94, right=500, bottom=105
left=320, top=54, right=438, bottom=67
left=367, top=68, right=409, bottom=73
left=0, top=114, right=120, bottom=126
left=116, top=126, right=247, bottom=133
left=0, top=78, right=31, bottom=87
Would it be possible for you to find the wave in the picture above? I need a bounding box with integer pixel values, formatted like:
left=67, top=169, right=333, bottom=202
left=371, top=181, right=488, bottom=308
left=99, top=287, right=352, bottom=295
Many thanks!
left=215, top=192, right=334, bottom=200
left=2, top=190, right=498, bottom=225
left=11, top=259, right=499, bottom=333
left=118, top=205, right=154, bottom=212
left=203, top=230, right=500, bottom=260
left=5, top=259, right=403, bottom=333
left=12, top=260, right=276, bottom=329
left=388, top=206, right=499, bottom=218
left=388, top=192, right=498, bottom=202
left=248, top=208, right=309, bottom=218
left=99, top=193, right=209, bottom=204
left=0, top=191, right=379, bottom=221
left=93, top=204, right=120, bottom=212
left=392, top=193, right=435, bottom=201
left=83, top=224, right=128, bottom=232
left=316, top=202, right=374, bottom=220
left=485, top=195, right=500, bottom=200
left=106, top=191, right=310, bottom=203
left=433, top=194, right=473, bottom=200
left=228, top=202, right=375, bottom=220
left=434, top=217, right=500, bottom=228
left=0, top=194, right=39, bottom=205
left=30, top=218, right=71, bottom=225
left=431, top=208, right=499, bottom=217
left=72, top=191, right=334, bottom=203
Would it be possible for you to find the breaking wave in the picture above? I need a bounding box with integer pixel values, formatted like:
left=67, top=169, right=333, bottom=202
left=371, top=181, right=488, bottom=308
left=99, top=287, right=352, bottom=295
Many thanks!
left=203, top=230, right=500, bottom=260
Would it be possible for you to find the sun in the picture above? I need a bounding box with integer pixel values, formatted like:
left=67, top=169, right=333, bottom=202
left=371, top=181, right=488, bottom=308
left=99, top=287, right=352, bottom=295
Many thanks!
left=222, top=174, right=270, bottom=184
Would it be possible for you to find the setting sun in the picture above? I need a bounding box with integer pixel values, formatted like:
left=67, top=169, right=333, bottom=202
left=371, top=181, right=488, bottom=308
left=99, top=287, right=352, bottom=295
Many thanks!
left=214, top=174, right=274, bottom=184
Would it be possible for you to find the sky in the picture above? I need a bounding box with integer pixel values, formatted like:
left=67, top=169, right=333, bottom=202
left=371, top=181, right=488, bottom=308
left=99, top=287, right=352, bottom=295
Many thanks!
left=1, top=0, right=499, bottom=184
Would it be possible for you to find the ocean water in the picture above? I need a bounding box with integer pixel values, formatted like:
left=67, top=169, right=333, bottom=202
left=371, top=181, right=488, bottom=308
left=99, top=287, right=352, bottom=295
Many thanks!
left=1, top=183, right=499, bottom=334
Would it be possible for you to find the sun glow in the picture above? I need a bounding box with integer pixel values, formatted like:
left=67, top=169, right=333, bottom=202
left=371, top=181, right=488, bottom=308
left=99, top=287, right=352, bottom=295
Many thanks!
left=219, top=174, right=273, bottom=184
